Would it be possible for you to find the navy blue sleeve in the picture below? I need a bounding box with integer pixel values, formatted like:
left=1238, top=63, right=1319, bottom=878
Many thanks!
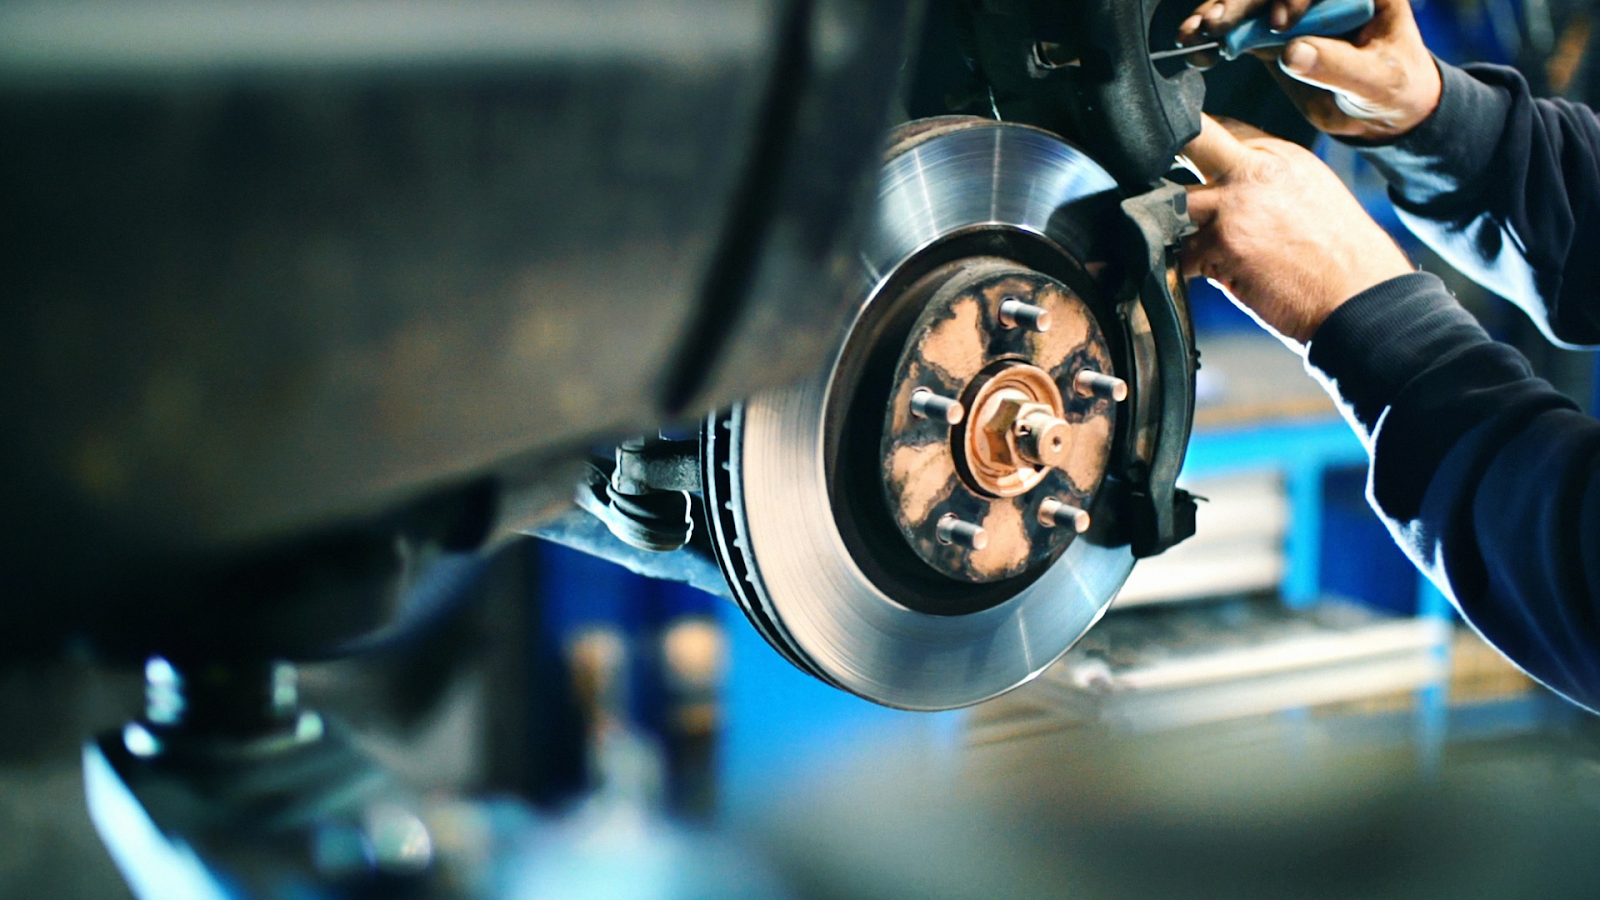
left=1354, top=62, right=1600, bottom=348
left=1307, top=272, right=1600, bottom=711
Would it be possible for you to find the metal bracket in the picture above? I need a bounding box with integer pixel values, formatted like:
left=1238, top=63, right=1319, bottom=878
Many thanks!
left=1069, top=0, right=1206, bottom=186
left=573, top=436, right=702, bottom=554
left=1119, top=180, right=1199, bottom=557
left=612, top=437, right=702, bottom=495
left=957, top=0, right=1206, bottom=187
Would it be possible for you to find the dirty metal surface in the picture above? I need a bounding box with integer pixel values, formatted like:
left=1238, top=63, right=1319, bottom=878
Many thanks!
left=881, top=259, right=1115, bottom=582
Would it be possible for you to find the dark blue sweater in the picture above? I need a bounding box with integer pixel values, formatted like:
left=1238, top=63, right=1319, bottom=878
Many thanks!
left=1304, top=62, right=1600, bottom=710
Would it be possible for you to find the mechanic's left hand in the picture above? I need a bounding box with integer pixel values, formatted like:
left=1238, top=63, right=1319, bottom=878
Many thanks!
left=1175, top=0, right=1299, bottom=68
left=1179, top=114, right=1414, bottom=345
left=1176, top=0, right=1441, bottom=141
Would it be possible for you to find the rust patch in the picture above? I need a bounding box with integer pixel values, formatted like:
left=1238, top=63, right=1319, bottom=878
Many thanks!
left=1061, top=413, right=1114, bottom=493
left=1031, top=287, right=1093, bottom=372
left=1167, top=265, right=1185, bottom=301
left=968, top=498, right=1029, bottom=578
left=888, top=441, right=956, bottom=527
left=918, top=298, right=986, bottom=384
left=888, top=362, right=922, bottom=435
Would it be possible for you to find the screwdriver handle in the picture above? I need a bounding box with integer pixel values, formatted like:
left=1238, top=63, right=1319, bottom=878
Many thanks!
left=1221, top=0, right=1375, bottom=59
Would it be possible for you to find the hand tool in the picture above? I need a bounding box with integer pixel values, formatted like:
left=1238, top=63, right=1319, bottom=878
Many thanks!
left=1149, top=0, right=1375, bottom=61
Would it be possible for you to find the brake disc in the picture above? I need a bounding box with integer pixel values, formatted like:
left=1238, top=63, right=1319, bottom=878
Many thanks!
left=703, top=117, right=1194, bottom=710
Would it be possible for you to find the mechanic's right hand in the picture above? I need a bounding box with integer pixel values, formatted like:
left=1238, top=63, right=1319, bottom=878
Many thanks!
left=1176, top=0, right=1442, bottom=141
left=1179, top=115, right=1415, bottom=345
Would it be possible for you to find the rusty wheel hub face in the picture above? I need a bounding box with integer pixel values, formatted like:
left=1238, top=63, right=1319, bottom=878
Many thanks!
left=879, top=257, right=1120, bottom=583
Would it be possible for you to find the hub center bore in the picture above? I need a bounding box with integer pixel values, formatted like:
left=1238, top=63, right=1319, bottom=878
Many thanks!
left=961, top=362, right=1073, bottom=498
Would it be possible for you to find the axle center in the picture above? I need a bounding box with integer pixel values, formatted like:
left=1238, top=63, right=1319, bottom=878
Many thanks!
left=960, top=362, right=1072, bottom=498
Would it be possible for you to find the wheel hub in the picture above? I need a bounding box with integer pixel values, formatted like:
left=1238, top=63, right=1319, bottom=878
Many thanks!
left=961, top=361, right=1071, bottom=497
left=878, top=257, right=1121, bottom=583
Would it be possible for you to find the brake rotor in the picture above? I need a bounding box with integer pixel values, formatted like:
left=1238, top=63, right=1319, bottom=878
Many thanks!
left=703, top=118, right=1145, bottom=710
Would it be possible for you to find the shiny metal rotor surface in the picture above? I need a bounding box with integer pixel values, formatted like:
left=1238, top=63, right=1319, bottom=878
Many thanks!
left=719, top=121, right=1136, bottom=710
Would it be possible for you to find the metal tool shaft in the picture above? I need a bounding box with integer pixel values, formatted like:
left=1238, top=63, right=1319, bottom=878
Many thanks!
left=1150, top=41, right=1220, bottom=61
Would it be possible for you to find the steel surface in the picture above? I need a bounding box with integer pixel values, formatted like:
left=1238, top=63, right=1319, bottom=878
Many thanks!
left=719, top=123, right=1136, bottom=710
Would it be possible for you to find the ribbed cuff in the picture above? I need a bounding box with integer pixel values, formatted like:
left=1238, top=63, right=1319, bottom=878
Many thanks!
left=1306, top=271, right=1493, bottom=431
left=1346, top=61, right=1511, bottom=209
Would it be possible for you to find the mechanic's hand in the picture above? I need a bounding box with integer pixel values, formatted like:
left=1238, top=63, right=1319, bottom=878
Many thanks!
left=1175, top=0, right=1442, bottom=140
left=1180, top=115, right=1414, bottom=344
left=1173, top=0, right=1313, bottom=68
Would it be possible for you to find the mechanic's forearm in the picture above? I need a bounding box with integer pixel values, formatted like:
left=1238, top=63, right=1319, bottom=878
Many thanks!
left=1356, top=62, right=1600, bottom=346
left=1355, top=62, right=1510, bottom=211
left=1308, top=272, right=1600, bottom=710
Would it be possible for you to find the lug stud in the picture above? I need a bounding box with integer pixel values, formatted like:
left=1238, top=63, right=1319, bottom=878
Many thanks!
left=1038, top=497, right=1091, bottom=533
left=911, top=388, right=965, bottom=424
left=1074, top=369, right=1128, bottom=402
left=999, top=297, right=1052, bottom=332
left=936, top=513, right=989, bottom=550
